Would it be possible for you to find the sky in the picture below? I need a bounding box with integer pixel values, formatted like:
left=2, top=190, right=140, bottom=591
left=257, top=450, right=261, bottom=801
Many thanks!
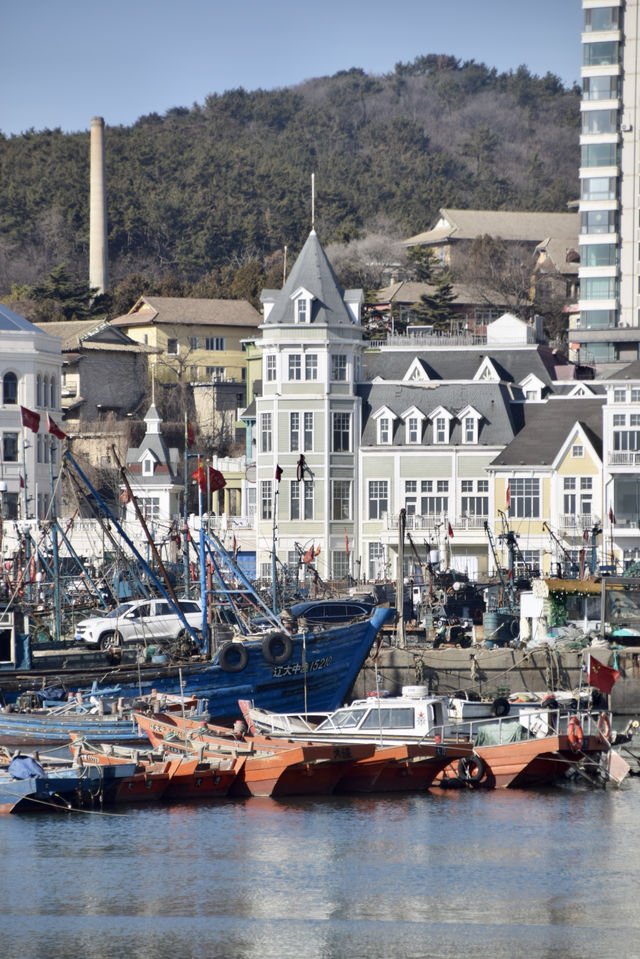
left=2, top=0, right=582, bottom=136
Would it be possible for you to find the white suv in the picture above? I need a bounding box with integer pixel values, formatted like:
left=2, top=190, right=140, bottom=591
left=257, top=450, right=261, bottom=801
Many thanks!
left=75, top=598, right=202, bottom=650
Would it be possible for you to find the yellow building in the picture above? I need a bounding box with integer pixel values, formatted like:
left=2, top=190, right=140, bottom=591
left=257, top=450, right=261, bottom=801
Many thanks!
left=110, top=295, right=261, bottom=385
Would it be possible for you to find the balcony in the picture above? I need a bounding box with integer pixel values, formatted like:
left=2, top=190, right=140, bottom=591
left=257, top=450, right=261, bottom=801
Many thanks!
left=384, top=513, right=488, bottom=532
left=609, top=451, right=640, bottom=467
left=559, top=513, right=599, bottom=530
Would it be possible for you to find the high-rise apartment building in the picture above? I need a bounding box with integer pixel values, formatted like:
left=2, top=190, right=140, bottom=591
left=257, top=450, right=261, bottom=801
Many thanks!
left=574, top=0, right=640, bottom=366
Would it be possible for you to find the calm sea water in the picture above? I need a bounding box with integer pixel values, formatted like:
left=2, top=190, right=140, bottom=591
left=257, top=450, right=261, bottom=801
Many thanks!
left=3, top=780, right=640, bottom=959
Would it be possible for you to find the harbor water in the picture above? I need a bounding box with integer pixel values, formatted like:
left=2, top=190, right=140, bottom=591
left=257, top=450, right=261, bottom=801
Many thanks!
left=3, top=780, right=640, bottom=959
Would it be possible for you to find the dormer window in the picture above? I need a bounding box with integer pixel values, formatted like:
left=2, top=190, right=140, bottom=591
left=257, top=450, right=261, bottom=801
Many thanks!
left=407, top=416, right=420, bottom=444
left=296, top=299, right=309, bottom=323
left=463, top=416, right=477, bottom=444
left=142, top=457, right=154, bottom=476
left=458, top=406, right=481, bottom=445
left=435, top=416, right=448, bottom=443
left=379, top=417, right=391, bottom=444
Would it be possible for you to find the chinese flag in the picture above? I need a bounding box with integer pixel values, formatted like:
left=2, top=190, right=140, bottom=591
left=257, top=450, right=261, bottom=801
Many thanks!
left=587, top=655, right=620, bottom=695
left=186, top=421, right=195, bottom=447
left=46, top=413, right=66, bottom=440
left=506, top=484, right=511, bottom=509
left=447, top=522, right=454, bottom=538
left=314, top=545, right=321, bottom=556
left=192, top=464, right=207, bottom=493
left=303, top=544, right=314, bottom=564
left=208, top=467, right=226, bottom=492
left=20, top=406, right=40, bottom=433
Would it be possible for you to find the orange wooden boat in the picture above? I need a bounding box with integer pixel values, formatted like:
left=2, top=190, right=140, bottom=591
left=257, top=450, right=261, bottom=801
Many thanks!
left=436, top=712, right=614, bottom=789
left=135, top=711, right=374, bottom=798
left=331, top=741, right=474, bottom=793
left=69, top=735, right=243, bottom=800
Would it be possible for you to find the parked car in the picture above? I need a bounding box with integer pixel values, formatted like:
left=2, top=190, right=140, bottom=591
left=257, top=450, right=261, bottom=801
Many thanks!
left=287, top=598, right=375, bottom=625
left=75, top=598, right=202, bottom=650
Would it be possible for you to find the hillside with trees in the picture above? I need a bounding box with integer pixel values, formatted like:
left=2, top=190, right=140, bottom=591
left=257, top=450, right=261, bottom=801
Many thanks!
left=0, top=55, right=580, bottom=319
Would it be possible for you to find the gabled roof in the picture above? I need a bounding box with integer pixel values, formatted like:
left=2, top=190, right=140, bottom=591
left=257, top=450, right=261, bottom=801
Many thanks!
left=607, top=359, right=640, bottom=381
left=261, top=231, right=359, bottom=327
left=488, top=398, right=604, bottom=468
left=35, top=320, right=154, bottom=353
left=111, top=296, right=261, bottom=329
left=405, top=209, right=579, bottom=247
left=125, top=404, right=180, bottom=481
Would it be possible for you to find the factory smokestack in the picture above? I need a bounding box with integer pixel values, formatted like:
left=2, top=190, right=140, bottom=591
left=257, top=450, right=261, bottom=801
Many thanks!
left=89, top=116, right=108, bottom=295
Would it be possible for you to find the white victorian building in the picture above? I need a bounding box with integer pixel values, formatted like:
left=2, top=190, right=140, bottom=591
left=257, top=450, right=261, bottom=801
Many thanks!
left=0, top=303, right=63, bottom=522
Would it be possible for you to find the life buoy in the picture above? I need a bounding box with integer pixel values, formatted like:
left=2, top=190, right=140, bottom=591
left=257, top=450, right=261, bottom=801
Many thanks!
left=261, top=632, right=293, bottom=665
left=457, top=754, right=486, bottom=784
left=597, top=712, right=611, bottom=741
left=568, top=717, right=584, bottom=753
left=491, top=697, right=510, bottom=717
left=217, top=641, right=249, bottom=673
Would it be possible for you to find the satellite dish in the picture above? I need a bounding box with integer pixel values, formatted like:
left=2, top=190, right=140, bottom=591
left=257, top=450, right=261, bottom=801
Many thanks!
left=245, top=465, right=256, bottom=483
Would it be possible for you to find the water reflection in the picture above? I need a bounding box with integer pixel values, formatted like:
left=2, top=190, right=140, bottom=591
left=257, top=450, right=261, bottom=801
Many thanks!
left=2, top=783, right=640, bottom=958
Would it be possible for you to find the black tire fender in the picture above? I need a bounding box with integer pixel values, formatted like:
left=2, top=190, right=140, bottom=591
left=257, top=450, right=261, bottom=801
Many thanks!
left=491, top=697, right=510, bottom=717
left=457, top=754, right=486, bottom=783
left=261, top=632, right=293, bottom=665
left=217, top=641, right=249, bottom=673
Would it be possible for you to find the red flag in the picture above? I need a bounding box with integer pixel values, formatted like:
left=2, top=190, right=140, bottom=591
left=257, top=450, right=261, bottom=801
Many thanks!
left=192, top=463, right=207, bottom=493
left=587, top=655, right=620, bottom=695
left=447, top=522, right=454, bottom=538
left=20, top=406, right=40, bottom=433
left=46, top=413, right=66, bottom=440
left=208, top=467, right=226, bottom=492
left=303, top=544, right=314, bottom=564
left=19, top=475, right=24, bottom=489
left=314, top=545, right=321, bottom=556
left=583, top=530, right=589, bottom=542
left=345, top=530, right=349, bottom=555
left=609, top=506, right=616, bottom=525
left=186, top=421, right=195, bottom=447
left=275, top=465, right=283, bottom=482
left=506, top=484, right=511, bottom=509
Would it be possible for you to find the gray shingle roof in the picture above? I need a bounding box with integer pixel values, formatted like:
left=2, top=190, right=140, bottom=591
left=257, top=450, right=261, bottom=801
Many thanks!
left=488, top=398, right=605, bottom=467
left=261, top=231, right=357, bottom=327
left=363, top=345, right=560, bottom=387
left=358, top=381, right=523, bottom=447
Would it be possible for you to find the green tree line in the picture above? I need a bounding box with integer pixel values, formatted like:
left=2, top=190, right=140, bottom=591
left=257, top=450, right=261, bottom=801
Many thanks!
left=0, top=55, right=579, bottom=319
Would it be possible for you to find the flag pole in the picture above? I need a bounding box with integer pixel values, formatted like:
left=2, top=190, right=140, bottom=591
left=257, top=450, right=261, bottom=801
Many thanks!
left=183, top=412, right=190, bottom=597
left=272, top=479, right=279, bottom=615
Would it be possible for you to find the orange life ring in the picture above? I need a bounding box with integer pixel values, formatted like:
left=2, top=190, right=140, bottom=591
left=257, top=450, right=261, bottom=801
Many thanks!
left=568, top=716, right=584, bottom=753
left=597, top=712, right=611, bottom=741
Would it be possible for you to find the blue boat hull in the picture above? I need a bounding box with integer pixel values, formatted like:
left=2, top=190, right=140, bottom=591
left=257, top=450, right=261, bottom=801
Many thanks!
left=0, top=607, right=395, bottom=727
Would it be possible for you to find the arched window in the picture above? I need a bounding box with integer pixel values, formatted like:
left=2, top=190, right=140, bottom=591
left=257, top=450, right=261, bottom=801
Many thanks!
left=36, top=374, right=42, bottom=407
left=49, top=376, right=56, bottom=409
left=3, top=372, right=17, bottom=405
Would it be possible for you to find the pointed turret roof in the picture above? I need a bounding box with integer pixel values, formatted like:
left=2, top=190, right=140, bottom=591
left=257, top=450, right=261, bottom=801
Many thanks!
left=261, top=230, right=358, bottom=326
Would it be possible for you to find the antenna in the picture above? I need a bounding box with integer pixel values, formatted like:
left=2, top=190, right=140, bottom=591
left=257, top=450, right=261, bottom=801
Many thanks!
left=311, top=172, right=315, bottom=230
left=283, top=245, right=287, bottom=285
left=151, top=363, right=156, bottom=405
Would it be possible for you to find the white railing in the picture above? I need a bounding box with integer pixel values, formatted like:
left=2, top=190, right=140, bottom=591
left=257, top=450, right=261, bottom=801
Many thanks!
left=608, top=451, right=640, bottom=467
left=384, top=513, right=488, bottom=531
left=559, top=513, right=598, bottom=530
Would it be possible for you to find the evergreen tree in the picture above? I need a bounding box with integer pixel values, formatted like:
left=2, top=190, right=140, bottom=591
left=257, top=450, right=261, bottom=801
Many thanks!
left=412, top=270, right=459, bottom=331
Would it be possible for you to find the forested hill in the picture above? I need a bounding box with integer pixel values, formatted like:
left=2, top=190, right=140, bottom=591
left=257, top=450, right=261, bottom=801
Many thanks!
left=0, top=55, right=580, bottom=303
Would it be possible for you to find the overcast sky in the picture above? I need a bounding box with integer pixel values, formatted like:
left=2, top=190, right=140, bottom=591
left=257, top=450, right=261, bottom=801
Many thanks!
left=2, top=0, right=582, bottom=136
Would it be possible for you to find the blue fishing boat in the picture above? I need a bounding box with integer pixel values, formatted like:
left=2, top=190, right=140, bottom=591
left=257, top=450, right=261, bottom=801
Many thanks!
left=0, top=754, right=92, bottom=813
left=0, top=605, right=395, bottom=726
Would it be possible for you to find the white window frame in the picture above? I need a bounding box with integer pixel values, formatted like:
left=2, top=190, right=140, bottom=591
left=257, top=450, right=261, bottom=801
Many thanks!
left=331, top=354, right=348, bottom=382
left=260, top=412, right=272, bottom=453
left=265, top=355, right=276, bottom=382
